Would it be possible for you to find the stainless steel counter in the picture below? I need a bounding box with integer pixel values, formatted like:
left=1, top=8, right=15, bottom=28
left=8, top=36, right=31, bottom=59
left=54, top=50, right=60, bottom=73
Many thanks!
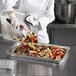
left=47, top=24, right=76, bottom=46
left=0, top=37, right=76, bottom=76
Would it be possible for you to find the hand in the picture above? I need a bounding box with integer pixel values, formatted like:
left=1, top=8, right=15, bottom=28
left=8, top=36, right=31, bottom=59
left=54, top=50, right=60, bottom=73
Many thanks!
left=8, top=12, right=20, bottom=29
left=26, top=16, right=42, bottom=31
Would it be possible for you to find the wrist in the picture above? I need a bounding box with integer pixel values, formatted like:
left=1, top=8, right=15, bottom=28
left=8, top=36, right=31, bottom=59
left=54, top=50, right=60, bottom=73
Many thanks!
left=38, top=21, right=40, bottom=25
left=7, top=11, right=15, bottom=19
left=7, top=11, right=14, bottom=15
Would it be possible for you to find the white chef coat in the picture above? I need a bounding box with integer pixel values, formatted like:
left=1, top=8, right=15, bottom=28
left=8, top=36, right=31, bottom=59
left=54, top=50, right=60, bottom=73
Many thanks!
left=0, top=0, right=55, bottom=43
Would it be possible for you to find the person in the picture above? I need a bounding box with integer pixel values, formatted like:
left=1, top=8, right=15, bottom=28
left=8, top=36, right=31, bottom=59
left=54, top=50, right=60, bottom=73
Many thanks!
left=0, top=0, right=55, bottom=43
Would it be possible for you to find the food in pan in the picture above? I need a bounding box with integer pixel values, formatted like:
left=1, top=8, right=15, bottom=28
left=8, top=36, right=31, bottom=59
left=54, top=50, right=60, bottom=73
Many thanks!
left=15, top=31, right=38, bottom=43
left=14, top=43, right=66, bottom=60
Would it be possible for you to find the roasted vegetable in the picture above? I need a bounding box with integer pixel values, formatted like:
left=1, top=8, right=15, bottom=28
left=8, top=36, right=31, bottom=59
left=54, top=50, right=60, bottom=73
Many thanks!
left=15, top=31, right=38, bottom=43
left=14, top=43, right=66, bottom=60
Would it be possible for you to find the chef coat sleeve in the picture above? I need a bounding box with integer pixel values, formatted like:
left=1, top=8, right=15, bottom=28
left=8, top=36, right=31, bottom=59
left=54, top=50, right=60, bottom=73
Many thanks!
left=0, top=0, right=18, bottom=13
left=38, top=0, right=55, bottom=29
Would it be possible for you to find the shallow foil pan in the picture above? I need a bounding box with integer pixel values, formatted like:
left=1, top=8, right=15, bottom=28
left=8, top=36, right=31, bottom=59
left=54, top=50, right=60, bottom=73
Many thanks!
left=0, top=59, right=17, bottom=76
left=8, top=42, right=70, bottom=64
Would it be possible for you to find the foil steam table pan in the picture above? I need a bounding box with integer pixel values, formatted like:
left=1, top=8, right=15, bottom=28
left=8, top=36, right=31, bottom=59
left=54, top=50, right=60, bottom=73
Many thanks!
left=8, top=42, right=70, bottom=64
left=0, top=59, right=17, bottom=76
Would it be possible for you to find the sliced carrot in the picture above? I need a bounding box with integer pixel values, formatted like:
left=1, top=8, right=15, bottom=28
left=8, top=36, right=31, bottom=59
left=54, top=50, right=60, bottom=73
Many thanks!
left=20, top=25, right=27, bottom=31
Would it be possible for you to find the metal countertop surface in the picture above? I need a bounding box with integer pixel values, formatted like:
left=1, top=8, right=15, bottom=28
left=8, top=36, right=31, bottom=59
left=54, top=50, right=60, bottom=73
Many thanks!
left=47, top=24, right=76, bottom=28
left=0, top=37, right=76, bottom=76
